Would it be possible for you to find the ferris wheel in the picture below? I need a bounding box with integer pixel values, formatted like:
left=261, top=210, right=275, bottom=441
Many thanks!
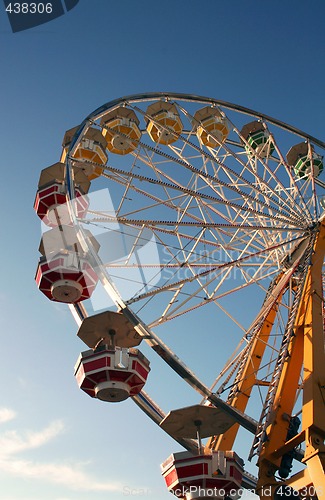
left=34, top=93, right=325, bottom=500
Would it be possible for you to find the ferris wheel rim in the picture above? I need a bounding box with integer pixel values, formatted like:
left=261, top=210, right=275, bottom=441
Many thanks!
left=66, top=92, right=325, bottom=163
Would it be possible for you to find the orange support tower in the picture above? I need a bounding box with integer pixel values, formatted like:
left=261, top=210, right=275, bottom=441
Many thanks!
left=206, top=222, right=325, bottom=499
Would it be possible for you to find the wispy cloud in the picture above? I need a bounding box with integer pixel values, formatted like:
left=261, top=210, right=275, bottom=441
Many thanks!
left=0, top=408, right=16, bottom=424
left=0, top=419, right=64, bottom=455
left=0, top=410, right=125, bottom=493
left=0, top=458, right=123, bottom=492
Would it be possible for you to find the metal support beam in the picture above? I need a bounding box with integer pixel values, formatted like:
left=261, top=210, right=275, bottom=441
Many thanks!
left=257, top=221, right=325, bottom=498
left=207, top=296, right=281, bottom=452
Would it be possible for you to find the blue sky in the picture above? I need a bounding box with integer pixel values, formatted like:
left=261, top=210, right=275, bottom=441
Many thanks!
left=0, top=1, right=325, bottom=499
